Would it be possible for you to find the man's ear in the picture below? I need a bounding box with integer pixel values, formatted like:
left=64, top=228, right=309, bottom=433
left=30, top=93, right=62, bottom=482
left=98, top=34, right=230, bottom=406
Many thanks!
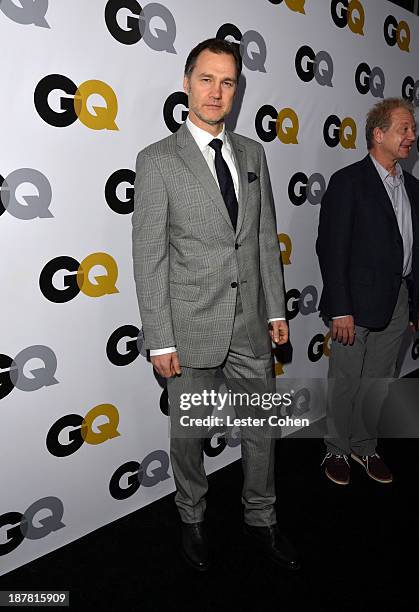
left=373, top=126, right=383, bottom=145
left=183, top=75, right=190, bottom=95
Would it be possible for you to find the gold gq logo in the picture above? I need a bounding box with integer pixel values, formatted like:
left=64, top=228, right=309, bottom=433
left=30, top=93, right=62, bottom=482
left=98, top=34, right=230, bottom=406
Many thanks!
left=46, top=404, right=121, bottom=457
left=331, top=0, right=365, bottom=36
left=268, top=0, right=306, bottom=14
left=384, top=16, right=410, bottom=52
left=34, top=74, right=118, bottom=130
left=255, top=106, right=299, bottom=144
left=39, top=253, right=119, bottom=303
left=278, top=233, right=293, bottom=265
left=323, top=115, right=357, bottom=149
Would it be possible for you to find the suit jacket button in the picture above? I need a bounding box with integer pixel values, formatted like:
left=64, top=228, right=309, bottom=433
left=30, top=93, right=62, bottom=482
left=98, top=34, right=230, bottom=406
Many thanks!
left=235, top=243, right=239, bottom=250
left=231, top=282, right=238, bottom=288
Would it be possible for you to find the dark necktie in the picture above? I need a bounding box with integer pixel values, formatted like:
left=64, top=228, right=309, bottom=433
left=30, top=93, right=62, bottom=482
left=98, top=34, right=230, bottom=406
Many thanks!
left=208, top=138, right=238, bottom=231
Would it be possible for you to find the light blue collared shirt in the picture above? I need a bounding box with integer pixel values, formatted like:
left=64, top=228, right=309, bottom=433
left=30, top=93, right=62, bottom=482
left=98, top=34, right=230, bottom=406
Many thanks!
left=370, top=154, right=412, bottom=277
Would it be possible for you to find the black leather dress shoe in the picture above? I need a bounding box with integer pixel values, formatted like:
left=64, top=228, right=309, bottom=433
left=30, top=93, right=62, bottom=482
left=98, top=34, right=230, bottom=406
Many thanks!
left=244, top=524, right=301, bottom=571
left=181, top=522, right=210, bottom=571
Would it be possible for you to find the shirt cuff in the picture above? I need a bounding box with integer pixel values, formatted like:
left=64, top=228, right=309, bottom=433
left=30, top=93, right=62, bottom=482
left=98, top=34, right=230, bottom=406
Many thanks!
left=268, top=318, right=286, bottom=322
left=332, top=315, right=350, bottom=319
left=149, top=347, right=177, bottom=356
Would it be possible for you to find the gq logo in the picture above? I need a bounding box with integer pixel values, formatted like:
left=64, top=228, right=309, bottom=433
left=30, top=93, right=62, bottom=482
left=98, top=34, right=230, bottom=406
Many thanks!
left=0, top=497, right=65, bottom=557
left=412, top=339, right=419, bottom=361
left=0, top=346, right=58, bottom=400
left=163, top=91, right=188, bottom=133
left=0, top=169, right=52, bottom=219
left=105, top=169, right=135, bottom=214
left=109, top=451, right=171, bottom=500
left=323, top=115, right=357, bottom=149
left=295, top=46, right=334, bottom=87
left=355, top=63, right=385, bottom=99
left=106, top=325, right=145, bottom=366
left=216, top=23, right=267, bottom=73
left=0, top=0, right=49, bottom=28
left=255, top=106, right=299, bottom=144
left=39, top=253, right=119, bottom=303
left=105, top=0, right=176, bottom=52
left=203, top=425, right=241, bottom=458
left=286, top=286, right=319, bottom=320
left=279, top=233, right=292, bottom=266
left=331, top=0, right=365, bottom=35
left=288, top=172, right=326, bottom=206
left=384, top=16, right=410, bottom=52
left=308, top=332, right=331, bottom=362
left=46, top=404, right=120, bottom=457
left=34, top=74, right=118, bottom=130
left=268, top=0, right=306, bottom=13
left=402, top=77, right=419, bottom=107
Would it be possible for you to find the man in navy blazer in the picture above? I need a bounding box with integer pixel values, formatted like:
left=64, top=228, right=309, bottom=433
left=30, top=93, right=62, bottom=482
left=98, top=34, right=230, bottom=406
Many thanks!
left=317, top=98, right=419, bottom=485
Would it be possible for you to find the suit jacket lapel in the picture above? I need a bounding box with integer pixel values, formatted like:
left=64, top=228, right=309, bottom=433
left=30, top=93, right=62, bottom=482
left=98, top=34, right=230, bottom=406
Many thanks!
left=228, top=131, right=248, bottom=236
left=175, top=122, right=233, bottom=231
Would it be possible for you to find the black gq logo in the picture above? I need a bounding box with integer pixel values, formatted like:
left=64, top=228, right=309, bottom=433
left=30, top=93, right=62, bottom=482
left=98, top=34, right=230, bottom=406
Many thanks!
left=105, top=170, right=135, bottom=214
left=163, top=92, right=189, bottom=133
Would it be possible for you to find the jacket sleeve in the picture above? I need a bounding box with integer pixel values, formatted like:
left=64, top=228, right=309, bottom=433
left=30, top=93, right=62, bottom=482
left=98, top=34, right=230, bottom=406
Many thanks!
left=316, top=171, right=355, bottom=317
left=132, top=150, right=175, bottom=350
left=258, top=146, right=286, bottom=319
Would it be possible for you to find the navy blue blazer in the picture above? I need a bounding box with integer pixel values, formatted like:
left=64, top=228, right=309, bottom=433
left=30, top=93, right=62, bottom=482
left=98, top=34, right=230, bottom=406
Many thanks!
left=316, top=154, right=419, bottom=328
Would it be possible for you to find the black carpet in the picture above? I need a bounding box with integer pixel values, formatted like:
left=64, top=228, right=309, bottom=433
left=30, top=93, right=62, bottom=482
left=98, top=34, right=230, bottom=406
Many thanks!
left=1, top=431, right=419, bottom=611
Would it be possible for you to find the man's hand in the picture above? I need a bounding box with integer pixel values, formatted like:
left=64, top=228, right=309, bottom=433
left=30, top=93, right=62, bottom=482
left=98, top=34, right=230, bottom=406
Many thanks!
left=151, top=352, right=181, bottom=378
left=332, top=315, right=355, bottom=345
left=269, top=320, right=289, bottom=345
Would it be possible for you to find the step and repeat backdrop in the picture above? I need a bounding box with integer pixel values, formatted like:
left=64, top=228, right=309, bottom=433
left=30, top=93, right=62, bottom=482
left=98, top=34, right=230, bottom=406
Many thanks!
left=1, top=0, right=418, bottom=575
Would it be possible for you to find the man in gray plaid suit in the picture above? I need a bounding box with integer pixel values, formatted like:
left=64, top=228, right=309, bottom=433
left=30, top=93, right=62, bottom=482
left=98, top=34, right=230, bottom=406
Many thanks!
left=132, top=38, right=299, bottom=571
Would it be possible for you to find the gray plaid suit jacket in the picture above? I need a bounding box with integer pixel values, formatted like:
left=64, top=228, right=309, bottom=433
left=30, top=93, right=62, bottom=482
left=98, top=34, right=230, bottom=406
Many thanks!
left=132, top=122, right=285, bottom=368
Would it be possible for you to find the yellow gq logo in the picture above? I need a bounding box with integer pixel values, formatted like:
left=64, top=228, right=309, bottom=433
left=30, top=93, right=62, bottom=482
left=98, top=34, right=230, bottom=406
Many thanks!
left=46, top=404, right=121, bottom=457
left=34, top=74, right=118, bottom=130
left=384, top=16, right=410, bottom=52
left=278, top=233, right=292, bottom=265
left=39, top=252, right=119, bottom=303
left=256, top=106, right=299, bottom=144
left=269, top=0, right=306, bottom=13
left=323, top=115, right=357, bottom=149
left=331, top=0, right=365, bottom=36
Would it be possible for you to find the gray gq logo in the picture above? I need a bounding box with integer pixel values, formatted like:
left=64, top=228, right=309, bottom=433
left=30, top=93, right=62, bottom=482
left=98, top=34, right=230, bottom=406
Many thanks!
left=110, top=450, right=171, bottom=499
left=216, top=23, right=267, bottom=72
left=295, top=46, right=334, bottom=87
left=105, top=0, right=176, bottom=52
left=288, top=172, right=326, bottom=206
left=0, top=169, right=53, bottom=219
left=0, top=345, right=58, bottom=400
left=355, top=63, right=385, bottom=98
left=0, top=497, right=65, bottom=556
left=0, top=0, right=50, bottom=28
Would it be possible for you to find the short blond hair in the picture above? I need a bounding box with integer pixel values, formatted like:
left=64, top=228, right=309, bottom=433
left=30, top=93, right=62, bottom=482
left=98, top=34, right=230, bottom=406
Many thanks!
left=366, top=97, right=415, bottom=150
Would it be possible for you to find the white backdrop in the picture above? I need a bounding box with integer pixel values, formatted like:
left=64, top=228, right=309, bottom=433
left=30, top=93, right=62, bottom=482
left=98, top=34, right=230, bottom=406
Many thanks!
left=1, top=0, right=418, bottom=576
